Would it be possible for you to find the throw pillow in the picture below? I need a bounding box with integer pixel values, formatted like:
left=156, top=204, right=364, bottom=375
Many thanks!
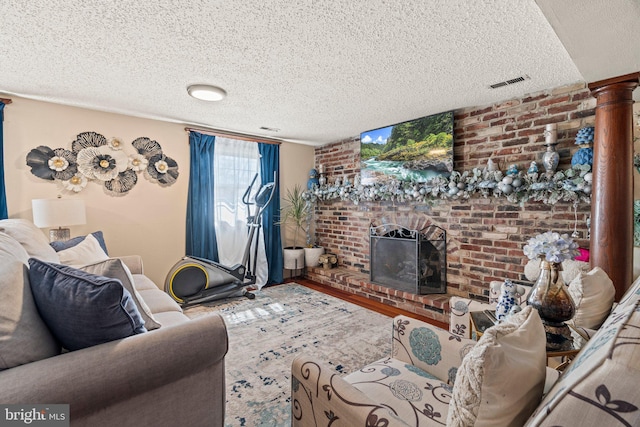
left=57, top=233, right=109, bottom=266
left=447, top=306, right=547, bottom=427
left=80, top=258, right=161, bottom=330
left=28, top=258, right=147, bottom=351
left=50, top=231, right=109, bottom=255
left=568, top=267, right=615, bottom=329
left=0, top=233, right=60, bottom=370
left=0, top=218, right=59, bottom=263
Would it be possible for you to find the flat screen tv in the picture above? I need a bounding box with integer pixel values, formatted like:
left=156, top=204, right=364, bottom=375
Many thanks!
left=360, top=111, right=454, bottom=185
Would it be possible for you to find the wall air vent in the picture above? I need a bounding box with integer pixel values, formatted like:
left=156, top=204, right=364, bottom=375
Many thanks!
left=489, top=75, right=529, bottom=89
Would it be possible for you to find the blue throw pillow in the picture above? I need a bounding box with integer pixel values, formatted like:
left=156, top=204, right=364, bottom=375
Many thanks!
left=50, top=231, right=109, bottom=255
left=28, top=258, right=146, bottom=351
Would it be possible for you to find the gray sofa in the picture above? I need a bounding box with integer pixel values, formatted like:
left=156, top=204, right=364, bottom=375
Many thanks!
left=0, top=219, right=228, bottom=426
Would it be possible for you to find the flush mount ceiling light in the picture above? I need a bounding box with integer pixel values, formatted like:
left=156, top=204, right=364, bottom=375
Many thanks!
left=187, top=84, right=227, bottom=101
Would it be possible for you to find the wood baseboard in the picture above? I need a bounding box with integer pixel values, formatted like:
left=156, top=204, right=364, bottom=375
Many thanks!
left=287, top=278, right=448, bottom=330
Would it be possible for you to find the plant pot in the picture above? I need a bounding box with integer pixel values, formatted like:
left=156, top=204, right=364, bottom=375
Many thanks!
left=304, top=247, right=324, bottom=267
left=283, top=247, right=305, bottom=270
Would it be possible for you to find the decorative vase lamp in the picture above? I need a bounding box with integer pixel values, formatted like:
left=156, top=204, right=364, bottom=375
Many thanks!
left=542, top=123, right=560, bottom=175
left=523, top=231, right=579, bottom=351
left=32, top=197, right=86, bottom=242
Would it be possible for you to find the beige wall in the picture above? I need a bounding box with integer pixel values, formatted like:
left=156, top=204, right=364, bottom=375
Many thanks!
left=3, top=96, right=314, bottom=286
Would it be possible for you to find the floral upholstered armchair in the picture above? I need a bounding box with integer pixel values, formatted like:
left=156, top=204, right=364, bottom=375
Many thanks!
left=292, top=307, right=549, bottom=427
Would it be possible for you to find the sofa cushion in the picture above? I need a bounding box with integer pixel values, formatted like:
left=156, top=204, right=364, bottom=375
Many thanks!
left=0, top=233, right=60, bottom=370
left=448, top=306, right=547, bottom=427
left=57, top=233, right=109, bottom=266
left=568, top=267, right=615, bottom=329
left=132, top=273, right=160, bottom=291
left=28, top=258, right=147, bottom=351
left=152, top=310, right=191, bottom=327
left=0, top=218, right=59, bottom=263
left=345, top=356, right=452, bottom=426
left=526, top=296, right=640, bottom=426
left=138, top=288, right=184, bottom=314
left=50, top=230, right=109, bottom=255
left=80, top=258, right=161, bottom=330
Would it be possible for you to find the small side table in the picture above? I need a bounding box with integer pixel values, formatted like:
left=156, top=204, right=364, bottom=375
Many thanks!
left=469, top=310, right=582, bottom=370
left=469, top=310, right=496, bottom=339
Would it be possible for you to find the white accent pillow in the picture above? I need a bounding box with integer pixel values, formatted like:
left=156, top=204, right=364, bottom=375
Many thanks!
left=568, top=267, right=615, bottom=329
left=447, top=306, right=547, bottom=427
left=57, top=233, right=109, bottom=266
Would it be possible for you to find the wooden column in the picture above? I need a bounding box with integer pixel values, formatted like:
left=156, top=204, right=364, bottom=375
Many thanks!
left=588, top=72, right=639, bottom=301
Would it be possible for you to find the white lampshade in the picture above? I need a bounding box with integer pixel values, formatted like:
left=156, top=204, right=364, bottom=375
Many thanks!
left=32, top=198, right=86, bottom=228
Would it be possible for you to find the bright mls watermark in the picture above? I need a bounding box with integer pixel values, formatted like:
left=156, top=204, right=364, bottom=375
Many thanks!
left=0, top=405, right=68, bottom=426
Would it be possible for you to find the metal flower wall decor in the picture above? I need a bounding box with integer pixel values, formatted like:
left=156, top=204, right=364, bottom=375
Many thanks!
left=26, top=132, right=179, bottom=195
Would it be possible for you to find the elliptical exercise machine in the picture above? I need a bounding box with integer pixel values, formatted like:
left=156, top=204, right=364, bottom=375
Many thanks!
left=165, top=173, right=276, bottom=306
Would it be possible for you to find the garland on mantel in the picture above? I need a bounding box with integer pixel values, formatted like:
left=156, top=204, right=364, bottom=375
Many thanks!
left=303, top=164, right=593, bottom=206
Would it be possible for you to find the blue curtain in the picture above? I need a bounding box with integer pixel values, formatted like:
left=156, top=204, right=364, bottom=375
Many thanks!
left=186, top=131, right=219, bottom=261
left=0, top=102, right=7, bottom=220
left=259, top=143, right=283, bottom=284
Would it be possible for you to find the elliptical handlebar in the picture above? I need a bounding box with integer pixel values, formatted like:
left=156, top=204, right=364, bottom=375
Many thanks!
left=242, top=173, right=260, bottom=206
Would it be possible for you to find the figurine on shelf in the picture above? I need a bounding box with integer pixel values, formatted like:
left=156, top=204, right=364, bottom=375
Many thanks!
left=527, top=161, right=539, bottom=175
left=307, top=169, right=319, bottom=189
left=506, top=164, right=519, bottom=176
left=571, top=126, right=594, bottom=167
left=493, top=279, right=526, bottom=322
left=487, top=158, right=499, bottom=172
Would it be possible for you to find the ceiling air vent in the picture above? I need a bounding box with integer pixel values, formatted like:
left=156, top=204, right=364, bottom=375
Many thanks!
left=489, top=75, right=529, bottom=89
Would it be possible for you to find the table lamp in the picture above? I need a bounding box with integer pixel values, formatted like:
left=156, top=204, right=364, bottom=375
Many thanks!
left=32, top=197, right=86, bottom=242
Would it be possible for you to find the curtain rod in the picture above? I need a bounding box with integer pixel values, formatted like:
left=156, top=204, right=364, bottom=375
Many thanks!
left=184, top=126, right=281, bottom=145
left=0, top=98, right=12, bottom=104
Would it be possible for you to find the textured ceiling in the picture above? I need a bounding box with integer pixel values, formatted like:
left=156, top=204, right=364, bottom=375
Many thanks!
left=0, top=1, right=638, bottom=146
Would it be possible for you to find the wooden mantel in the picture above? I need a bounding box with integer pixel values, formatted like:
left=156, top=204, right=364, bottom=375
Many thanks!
left=588, top=71, right=640, bottom=301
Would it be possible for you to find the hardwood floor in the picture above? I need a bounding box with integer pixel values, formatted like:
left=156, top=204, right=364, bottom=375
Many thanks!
left=286, top=278, right=449, bottom=330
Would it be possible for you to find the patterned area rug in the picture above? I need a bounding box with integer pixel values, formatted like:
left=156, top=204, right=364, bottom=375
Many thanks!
left=184, top=283, right=392, bottom=427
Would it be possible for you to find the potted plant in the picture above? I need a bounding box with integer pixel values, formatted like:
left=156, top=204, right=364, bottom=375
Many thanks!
left=303, top=200, right=324, bottom=268
left=278, top=184, right=309, bottom=270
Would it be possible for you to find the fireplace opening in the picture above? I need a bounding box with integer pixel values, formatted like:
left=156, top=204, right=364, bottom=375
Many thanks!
left=369, top=224, right=446, bottom=295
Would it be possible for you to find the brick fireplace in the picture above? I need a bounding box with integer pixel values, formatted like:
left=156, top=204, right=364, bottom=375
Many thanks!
left=305, top=82, right=594, bottom=325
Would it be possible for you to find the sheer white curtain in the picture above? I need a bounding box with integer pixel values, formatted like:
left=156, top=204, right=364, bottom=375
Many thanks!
left=213, top=138, right=268, bottom=289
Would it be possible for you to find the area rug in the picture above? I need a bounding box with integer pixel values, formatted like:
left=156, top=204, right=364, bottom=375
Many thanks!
left=184, top=283, right=392, bottom=427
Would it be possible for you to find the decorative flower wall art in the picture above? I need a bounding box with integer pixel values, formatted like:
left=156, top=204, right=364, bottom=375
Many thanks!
left=26, top=132, right=179, bottom=195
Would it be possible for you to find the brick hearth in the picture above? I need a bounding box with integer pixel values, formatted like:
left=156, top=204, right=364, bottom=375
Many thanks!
left=305, top=266, right=451, bottom=325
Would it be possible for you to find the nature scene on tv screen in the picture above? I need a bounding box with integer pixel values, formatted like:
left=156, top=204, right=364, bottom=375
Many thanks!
left=360, top=111, right=454, bottom=185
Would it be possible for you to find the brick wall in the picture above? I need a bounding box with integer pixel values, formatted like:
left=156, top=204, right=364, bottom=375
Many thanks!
left=306, top=82, right=595, bottom=324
